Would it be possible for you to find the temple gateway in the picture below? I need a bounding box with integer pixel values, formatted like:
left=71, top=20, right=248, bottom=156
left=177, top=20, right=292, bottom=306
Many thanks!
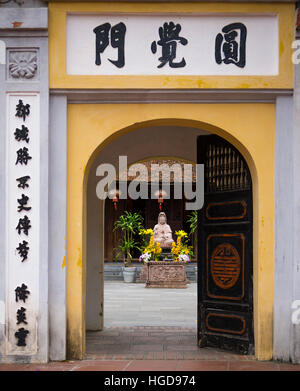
left=0, top=0, right=300, bottom=365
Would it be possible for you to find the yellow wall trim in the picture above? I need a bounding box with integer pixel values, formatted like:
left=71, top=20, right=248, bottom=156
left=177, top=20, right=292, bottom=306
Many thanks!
left=49, top=2, right=294, bottom=90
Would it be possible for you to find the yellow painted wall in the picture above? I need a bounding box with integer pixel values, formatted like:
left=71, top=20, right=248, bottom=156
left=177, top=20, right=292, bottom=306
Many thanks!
left=48, top=0, right=293, bottom=360
left=67, top=103, right=275, bottom=360
left=49, top=2, right=294, bottom=90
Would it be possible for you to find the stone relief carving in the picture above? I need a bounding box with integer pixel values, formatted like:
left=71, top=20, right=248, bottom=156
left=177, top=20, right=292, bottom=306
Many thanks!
left=8, top=50, right=38, bottom=79
left=149, top=264, right=185, bottom=281
left=146, top=262, right=188, bottom=288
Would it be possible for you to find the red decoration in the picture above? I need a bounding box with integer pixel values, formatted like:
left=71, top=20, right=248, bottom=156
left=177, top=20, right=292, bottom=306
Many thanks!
left=113, top=197, right=118, bottom=210
left=158, top=197, right=163, bottom=210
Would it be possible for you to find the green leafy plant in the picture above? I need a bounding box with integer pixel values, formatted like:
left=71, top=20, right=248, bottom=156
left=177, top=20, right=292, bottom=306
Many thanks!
left=113, top=211, right=144, bottom=267
left=186, top=211, right=198, bottom=258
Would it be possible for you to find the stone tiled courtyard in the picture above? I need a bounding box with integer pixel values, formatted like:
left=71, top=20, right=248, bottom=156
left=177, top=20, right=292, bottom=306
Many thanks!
left=102, top=281, right=197, bottom=328
left=1, top=282, right=300, bottom=371
left=85, top=326, right=253, bottom=361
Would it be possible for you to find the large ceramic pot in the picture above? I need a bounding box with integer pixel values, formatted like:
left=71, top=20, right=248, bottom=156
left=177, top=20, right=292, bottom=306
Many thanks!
left=122, top=266, right=137, bottom=283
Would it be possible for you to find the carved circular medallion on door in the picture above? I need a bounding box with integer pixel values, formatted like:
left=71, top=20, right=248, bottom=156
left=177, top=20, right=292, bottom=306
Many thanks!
left=210, top=243, right=240, bottom=289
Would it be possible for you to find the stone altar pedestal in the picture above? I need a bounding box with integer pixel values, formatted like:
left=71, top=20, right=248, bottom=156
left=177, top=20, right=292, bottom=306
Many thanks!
left=136, top=264, right=148, bottom=282
left=145, top=261, right=188, bottom=288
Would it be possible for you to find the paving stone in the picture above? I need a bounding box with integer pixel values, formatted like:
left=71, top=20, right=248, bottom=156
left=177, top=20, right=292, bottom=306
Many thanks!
left=121, top=331, right=150, bottom=337
left=131, top=344, right=164, bottom=352
left=94, top=330, right=120, bottom=337
left=148, top=331, right=187, bottom=337
left=1, top=356, right=300, bottom=370
left=3, top=282, right=300, bottom=369
left=165, top=336, right=196, bottom=344
left=131, top=336, right=167, bottom=344
left=228, top=361, right=281, bottom=371
left=88, top=336, right=133, bottom=344
left=72, top=360, right=130, bottom=371
left=103, top=281, right=197, bottom=328
left=165, top=344, right=200, bottom=351
left=177, top=360, right=229, bottom=371
left=0, top=364, right=32, bottom=371
left=87, top=344, right=131, bottom=353
left=126, top=360, right=178, bottom=371
left=279, top=364, right=300, bottom=371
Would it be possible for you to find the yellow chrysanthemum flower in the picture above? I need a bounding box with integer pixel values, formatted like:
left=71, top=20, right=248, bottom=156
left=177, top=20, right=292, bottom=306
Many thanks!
left=175, top=230, right=188, bottom=238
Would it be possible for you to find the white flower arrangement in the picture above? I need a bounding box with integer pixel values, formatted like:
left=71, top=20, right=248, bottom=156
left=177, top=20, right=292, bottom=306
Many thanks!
left=178, top=254, right=190, bottom=263
left=139, top=252, right=151, bottom=264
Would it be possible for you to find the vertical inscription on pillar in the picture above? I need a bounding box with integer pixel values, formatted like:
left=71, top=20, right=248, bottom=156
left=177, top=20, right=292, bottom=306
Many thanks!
left=6, top=93, right=40, bottom=354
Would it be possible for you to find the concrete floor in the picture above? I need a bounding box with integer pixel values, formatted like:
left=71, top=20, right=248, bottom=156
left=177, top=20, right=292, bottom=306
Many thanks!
left=103, top=281, right=197, bottom=328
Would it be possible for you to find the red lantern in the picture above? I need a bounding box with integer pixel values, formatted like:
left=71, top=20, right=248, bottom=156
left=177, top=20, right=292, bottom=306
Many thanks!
left=158, top=197, right=164, bottom=210
left=113, top=196, right=118, bottom=210
left=154, top=189, right=167, bottom=211
left=109, top=189, right=122, bottom=211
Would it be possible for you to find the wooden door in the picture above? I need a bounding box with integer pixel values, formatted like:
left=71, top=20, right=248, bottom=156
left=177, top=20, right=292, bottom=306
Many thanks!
left=197, top=135, right=254, bottom=355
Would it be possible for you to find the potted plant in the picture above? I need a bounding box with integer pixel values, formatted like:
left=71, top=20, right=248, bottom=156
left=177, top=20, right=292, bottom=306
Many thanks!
left=113, top=211, right=144, bottom=282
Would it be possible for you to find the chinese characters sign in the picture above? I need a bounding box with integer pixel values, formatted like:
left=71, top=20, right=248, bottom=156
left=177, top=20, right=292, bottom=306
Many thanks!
left=6, top=93, right=39, bottom=354
left=66, top=14, right=278, bottom=76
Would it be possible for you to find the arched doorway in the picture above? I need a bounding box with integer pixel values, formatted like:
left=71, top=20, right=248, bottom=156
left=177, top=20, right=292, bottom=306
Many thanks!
left=85, top=128, right=253, bottom=355
left=66, top=103, right=274, bottom=360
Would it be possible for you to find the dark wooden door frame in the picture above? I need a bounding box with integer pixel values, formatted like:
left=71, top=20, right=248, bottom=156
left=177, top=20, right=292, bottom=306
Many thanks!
left=197, top=135, right=254, bottom=355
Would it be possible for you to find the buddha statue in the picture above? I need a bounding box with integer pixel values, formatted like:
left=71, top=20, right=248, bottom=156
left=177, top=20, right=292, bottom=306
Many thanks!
left=153, top=212, right=174, bottom=249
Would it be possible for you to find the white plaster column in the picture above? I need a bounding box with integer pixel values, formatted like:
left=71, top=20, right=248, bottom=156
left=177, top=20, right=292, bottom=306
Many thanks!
left=273, top=95, right=294, bottom=362
left=0, top=6, right=49, bottom=363
left=48, top=95, right=67, bottom=360
left=291, top=28, right=300, bottom=364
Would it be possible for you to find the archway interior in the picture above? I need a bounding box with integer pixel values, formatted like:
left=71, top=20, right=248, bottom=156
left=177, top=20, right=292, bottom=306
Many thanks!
left=85, top=125, right=209, bottom=330
left=84, top=123, right=254, bottom=356
left=105, top=157, right=198, bottom=262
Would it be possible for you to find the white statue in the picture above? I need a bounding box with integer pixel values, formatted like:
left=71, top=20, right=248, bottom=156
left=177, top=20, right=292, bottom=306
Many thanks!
left=153, top=212, right=174, bottom=248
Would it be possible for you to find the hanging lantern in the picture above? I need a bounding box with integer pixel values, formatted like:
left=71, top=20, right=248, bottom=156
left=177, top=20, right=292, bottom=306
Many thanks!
left=158, top=197, right=163, bottom=210
left=108, top=189, right=122, bottom=210
left=154, top=189, right=167, bottom=210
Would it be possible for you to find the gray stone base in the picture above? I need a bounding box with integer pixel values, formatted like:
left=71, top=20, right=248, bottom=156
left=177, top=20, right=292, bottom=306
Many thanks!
left=104, top=262, right=197, bottom=282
